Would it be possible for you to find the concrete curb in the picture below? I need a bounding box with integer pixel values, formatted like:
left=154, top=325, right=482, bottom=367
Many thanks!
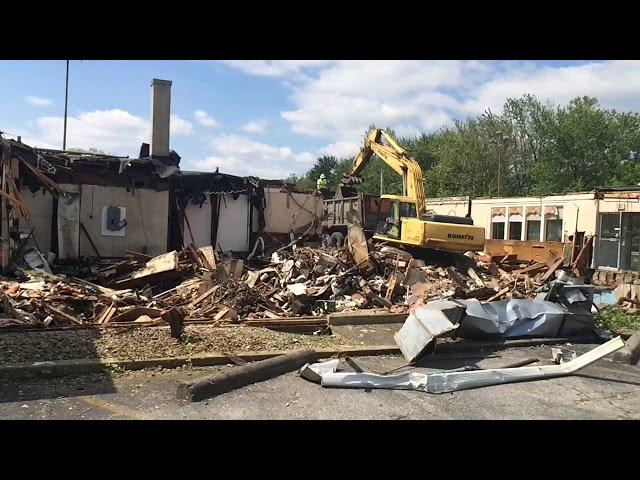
left=0, top=336, right=593, bottom=379
left=613, top=333, right=640, bottom=365
left=0, top=345, right=401, bottom=379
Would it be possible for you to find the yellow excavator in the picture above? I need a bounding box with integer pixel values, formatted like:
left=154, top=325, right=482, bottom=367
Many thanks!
left=339, top=128, right=485, bottom=253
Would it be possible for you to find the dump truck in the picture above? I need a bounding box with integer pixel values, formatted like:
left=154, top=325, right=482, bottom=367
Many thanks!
left=322, top=192, right=382, bottom=247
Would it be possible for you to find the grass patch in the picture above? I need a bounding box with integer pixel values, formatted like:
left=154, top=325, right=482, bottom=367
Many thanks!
left=595, top=305, right=640, bottom=334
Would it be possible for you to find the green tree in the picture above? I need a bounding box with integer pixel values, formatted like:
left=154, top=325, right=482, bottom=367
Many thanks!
left=296, top=94, right=640, bottom=198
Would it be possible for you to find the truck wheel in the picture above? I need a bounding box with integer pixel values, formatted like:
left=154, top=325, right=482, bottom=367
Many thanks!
left=321, top=234, right=331, bottom=248
left=330, top=231, right=344, bottom=248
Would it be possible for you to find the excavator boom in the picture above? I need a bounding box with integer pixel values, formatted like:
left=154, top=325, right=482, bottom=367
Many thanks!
left=338, top=128, right=485, bottom=253
left=345, top=129, right=427, bottom=216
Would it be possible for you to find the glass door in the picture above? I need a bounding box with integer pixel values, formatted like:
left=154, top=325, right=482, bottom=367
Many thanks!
left=620, top=213, right=640, bottom=271
left=598, top=213, right=620, bottom=269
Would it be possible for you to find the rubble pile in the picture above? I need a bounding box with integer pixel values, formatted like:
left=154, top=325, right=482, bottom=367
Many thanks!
left=0, top=237, right=576, bottom=331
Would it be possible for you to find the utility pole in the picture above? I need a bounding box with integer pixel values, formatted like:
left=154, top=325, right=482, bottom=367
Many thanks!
left=63, top=60, right=69, bottom=151
left=497, top=144, right=501, bottom=196
left=492, top=131, right=509, bottom=197
left=380, top=171, right=383, bottom=196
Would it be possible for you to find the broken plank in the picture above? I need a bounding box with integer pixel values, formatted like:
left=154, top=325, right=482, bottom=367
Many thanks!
left=190, top=285, right=219, bottom=308
left=498, top=254, right=517, bottom=264
left=109, top=307, right=162, bottom=323
left=125, top=250, right=153, bottom=261
left=43, top=304, right=82, bottom=325
left=213, top=307, right=233, bottom=321
left=197, top=246, right=216, bottom=272
left=328, top=309, right=406, bottom=326
left=540, top=257, right=565, bottom=283
left=467, top=267, right=486, bottom=288
left=99, top=305, right=117, bottom=324
left=131, top=251, right=179, bottom=280
left=487, top=287, right=510, bottom=302
left=512, top=262, right=546, bottom=275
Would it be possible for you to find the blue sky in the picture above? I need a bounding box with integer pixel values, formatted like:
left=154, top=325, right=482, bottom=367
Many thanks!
left=1, top=60, right=636, bottom=179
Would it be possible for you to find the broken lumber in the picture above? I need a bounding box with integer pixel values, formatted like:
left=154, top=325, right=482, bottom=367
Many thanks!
left=467, top=268, right=485, bottom=288
left=43, top=304, right=82, bottom=325
left=540, top=257, right=565, bottom=283
left=328, top=309, right=407, bottom=326
left=177, top=349, right=319, bottom=402
left=487, top=287, right=510, bottom=302
left=125, top=250, right=153, bottom=261
left=513, top=262, right=546, bottom=275
left=190, top=285, right=219, bottom=308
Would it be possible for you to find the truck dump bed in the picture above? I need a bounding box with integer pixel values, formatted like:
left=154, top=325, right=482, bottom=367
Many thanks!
left=323, top=194, right=383, bottom=233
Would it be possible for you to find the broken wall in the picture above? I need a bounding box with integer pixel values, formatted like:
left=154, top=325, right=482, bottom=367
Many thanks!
left=599, top=191, right=640, bottom=213
left=79, top=185, right=169, bottom=257
left=252, top=187, right=323, bottom=234
left=424, top=196, right=470, bottom=217
left=20, top=187, right=53, bottom=253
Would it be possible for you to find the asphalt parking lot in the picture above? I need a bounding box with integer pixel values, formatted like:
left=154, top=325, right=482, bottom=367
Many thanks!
left=1, top=343, right=639, bottom=420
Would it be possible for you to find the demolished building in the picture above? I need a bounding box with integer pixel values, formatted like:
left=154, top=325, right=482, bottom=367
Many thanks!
left=0, top=79, right=323, bottom=270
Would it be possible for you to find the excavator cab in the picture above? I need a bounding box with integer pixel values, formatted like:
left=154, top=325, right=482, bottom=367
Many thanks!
left=375, top=196, right=419, bottom=240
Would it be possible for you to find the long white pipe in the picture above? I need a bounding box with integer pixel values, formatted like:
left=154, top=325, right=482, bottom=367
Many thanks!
left=320, top=336, right=625, bottom=394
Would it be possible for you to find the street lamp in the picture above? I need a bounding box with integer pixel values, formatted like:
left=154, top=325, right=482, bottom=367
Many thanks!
left=63, top=60, right=69, bottom=151
left=490, top=131, right=509, bottom=197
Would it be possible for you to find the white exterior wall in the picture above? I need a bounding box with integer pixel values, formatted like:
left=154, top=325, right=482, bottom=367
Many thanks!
left=79, top=185, right=169, bottom=257
left=216, top=193, right=250, bottom=252
left=427, top=193, right=598, bottom=241
left=252, top=187, right=323, bottom=234
left=184, top=200, right=212, bottom=247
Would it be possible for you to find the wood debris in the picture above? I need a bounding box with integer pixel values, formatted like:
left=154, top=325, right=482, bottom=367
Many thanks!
left=0, top=234, right=575, bottom=332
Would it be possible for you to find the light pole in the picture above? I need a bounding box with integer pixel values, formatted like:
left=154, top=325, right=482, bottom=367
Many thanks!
left=491, top=131, right=509, bottom=197
left=63, top=60, right=69, bottom=151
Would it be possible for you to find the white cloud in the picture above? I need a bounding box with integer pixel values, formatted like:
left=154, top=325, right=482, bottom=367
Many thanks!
left=319, top=141, right=360, bottom=159
left=28, top=109, right=193, bottom=155
left=170, top=115, right=194, bottom=135
left=224, top=60, right=640, bottom=150
left=241, top=119, right=268, bottom=134
left=25, top=96, right=53, bottom=107
left=194, top=110, right=218, bottom=127
left=222, top=60, right=334, bottom=77
left=193, top=134, right=315, bottom=178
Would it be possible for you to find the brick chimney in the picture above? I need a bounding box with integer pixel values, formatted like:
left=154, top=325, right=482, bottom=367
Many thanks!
left=150, top=78, right=172, bottom=159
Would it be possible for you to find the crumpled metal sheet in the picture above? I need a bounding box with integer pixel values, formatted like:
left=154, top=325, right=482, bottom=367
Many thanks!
left=458, top=298, right=567, bottom=338
left=394, top=300, right=464, bottom=362
left=299, top=358, right=339, bottom=384
left=319, top=336, right=625, bottom=393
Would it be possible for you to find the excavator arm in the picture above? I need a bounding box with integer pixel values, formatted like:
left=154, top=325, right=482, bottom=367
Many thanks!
left=343, top=129, right=427, bottom=216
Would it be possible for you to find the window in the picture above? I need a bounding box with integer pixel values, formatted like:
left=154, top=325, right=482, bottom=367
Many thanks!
left=400, top=202, right=417, bottom=218
left=526, top=220, right=541, bottom=241
left=545, top=219, right=563, bottom=242
left=492, top=222, right=505, bottom=239
left=508, top=222, right=522, bottom=240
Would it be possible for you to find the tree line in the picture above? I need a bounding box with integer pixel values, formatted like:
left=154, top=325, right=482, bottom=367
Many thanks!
left=288, top=94, right=640, bottom=198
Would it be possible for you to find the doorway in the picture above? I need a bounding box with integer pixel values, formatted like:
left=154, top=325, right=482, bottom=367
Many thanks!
left=597, top=212, right=640, bottom=271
